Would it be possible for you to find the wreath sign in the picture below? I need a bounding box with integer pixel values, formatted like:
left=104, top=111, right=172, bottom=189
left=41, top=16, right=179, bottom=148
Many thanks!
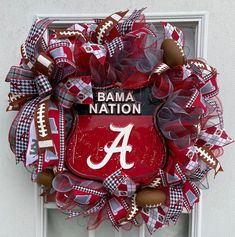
left=6, top=8, right=233, bottom=233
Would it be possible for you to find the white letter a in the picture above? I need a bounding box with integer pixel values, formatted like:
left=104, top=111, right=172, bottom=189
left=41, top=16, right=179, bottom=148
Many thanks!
left=87, top=124, right=134, bottom=170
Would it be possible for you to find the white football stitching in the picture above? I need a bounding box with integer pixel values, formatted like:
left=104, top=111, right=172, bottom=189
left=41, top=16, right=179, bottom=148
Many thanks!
left=36, top=103, right=48, bottom=138
left=148, top=177, right=161, bottom=188
left=97, top=21, right=113, bottom=44
left=21, top=42, right=33, bottom=68
left=9, top=94, right=25, bottom=102
left=176, top=42, right=185, bottom=56
left=192, top=60, right=213, bottom=72
left=21, top=42, right=27, bottom=59
left=57, top=31, right=84, bottom=38
left=145, top=203, right=162, bottom=208
left=154, top=64, right=169, bottom=75
left=194, top=61, right=206, bottom=69
left=126, top=194, right=139, bottom=221
left=197, top=147, right=216, bottom=166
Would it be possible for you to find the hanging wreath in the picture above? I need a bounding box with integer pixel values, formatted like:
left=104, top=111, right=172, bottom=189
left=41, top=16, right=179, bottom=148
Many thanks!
left=6, top=8, right=233, bottom=233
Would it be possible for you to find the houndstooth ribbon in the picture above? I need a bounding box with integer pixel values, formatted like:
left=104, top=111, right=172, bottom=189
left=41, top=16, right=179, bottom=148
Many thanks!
left=6, top=66, right=52, bottom=95
left=120, top=8, right=146, bottom=35
left=165, top=186, right=183, bottom=224
left=15, top=97, right=41, bottom=163
left=159, top=162, right=200, bottom=223
left=106, top=37, right=124, bottom=57
left=103, top=169, right=137, bottom=197
left=25, top=18, right=53, bottom=64
left=6, top=66, right=52, bottom=110
left=6, top=59, right=94, bottom=165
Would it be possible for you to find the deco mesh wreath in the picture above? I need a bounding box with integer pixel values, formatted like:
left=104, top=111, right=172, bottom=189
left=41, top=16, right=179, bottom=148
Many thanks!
left=6, top=8, right=233, bottom=233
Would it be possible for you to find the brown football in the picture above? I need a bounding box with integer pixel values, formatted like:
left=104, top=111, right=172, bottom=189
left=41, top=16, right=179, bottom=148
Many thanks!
left=161, top=39, right=185, bottom=67
left=36, top=169, right=55, bottom=188
left=136, top=188, right=166, bottom=208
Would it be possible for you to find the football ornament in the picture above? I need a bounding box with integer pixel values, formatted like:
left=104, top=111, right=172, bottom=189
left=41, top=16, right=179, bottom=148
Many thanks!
left=6, top=8, right=233, bottom=234
left=36, top=169, right=55, bottom=188
left=135, top=188, right=167, bottom=208
left=161, top=39, right=185, bottom=67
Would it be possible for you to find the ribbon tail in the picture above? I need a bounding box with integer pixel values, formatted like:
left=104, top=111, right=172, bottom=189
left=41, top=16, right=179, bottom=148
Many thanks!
left=215, top=163, right=223, bottom=177
left=141, top=207, right=166, bottom=234
left=165, top=186, right=183, bottom=225
left=34, top=96, right=55, bottom=155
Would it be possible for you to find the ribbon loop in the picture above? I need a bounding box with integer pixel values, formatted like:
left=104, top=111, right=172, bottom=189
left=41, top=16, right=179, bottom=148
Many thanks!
left=6, top=66, right=53, bottom=99
left=54, top=76, right=94, bottom=108
left=47, top=40, right=76, bottom=79
left=6, top=66, right=36, bottom=95
left=103, top=169, right=137, bottom=197
left=35, top=74, right=53, bottom=97
left=165, top=186, right=183, bottom=224
left=25, top=18, right=53, bottom=63
left=54, top=170, right=137, bottom=228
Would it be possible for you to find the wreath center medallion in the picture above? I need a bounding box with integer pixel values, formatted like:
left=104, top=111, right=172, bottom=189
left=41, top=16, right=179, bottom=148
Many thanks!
left=66, top=87, right=166, bottom=183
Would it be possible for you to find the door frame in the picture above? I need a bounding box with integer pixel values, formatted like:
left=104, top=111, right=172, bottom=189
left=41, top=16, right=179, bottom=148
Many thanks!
left=34, top=11, right=209, bottom=237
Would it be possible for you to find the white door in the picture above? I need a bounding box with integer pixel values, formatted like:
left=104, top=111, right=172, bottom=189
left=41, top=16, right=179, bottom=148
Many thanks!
left=1, top=2, right=234, bottom=237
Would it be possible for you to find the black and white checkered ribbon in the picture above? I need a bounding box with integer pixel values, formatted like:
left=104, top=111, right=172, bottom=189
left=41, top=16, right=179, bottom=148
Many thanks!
left=175, top=163, right=187, bottom=183
left=119, top=8, right=146, bottom=35
left=35, top=74, right=53, bottom=96
left=190, top=166, right=210, bottom=182
left=165, top=186, right=183, bottom=224
left=25, top=18, right=52, bottom=63
left=58, top=169, right=137, bottom=220
left=103, top=169, right=137, bottom=197
left=58, top=105, right=65, bottom=171
left=103, top=169, right=126, bottom=194
left=6, top=66, right=52, bottom=97
left=6, top=66, right=53, bottom=164
left=15, top=97, right=41, bottom=163
left=106, top=37, right=124, bottom=57
left=68, top=198, right=106, bottom=218
left=6, top=66, right=35, bottom=94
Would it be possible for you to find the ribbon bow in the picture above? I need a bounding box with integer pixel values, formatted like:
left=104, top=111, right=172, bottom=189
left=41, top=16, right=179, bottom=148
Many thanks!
left=53, top=169, right=138, bottom=228
left=6, top=18, right=95, bottom=168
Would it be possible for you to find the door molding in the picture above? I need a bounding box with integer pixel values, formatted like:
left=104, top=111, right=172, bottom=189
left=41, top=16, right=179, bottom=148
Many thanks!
left=35, top=11, right=209, bottom=237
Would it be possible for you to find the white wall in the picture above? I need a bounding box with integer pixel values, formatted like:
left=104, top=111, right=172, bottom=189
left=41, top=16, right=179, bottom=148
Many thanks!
left=0, top=1, right=234, bottom=237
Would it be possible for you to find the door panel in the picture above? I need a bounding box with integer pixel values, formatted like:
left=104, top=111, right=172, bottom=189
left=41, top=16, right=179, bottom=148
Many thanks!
left=47, top=209, right=189, bottom=237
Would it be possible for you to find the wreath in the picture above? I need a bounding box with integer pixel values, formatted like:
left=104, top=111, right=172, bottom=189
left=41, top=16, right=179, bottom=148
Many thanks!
left=6, top=8, right=233, bottom=233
